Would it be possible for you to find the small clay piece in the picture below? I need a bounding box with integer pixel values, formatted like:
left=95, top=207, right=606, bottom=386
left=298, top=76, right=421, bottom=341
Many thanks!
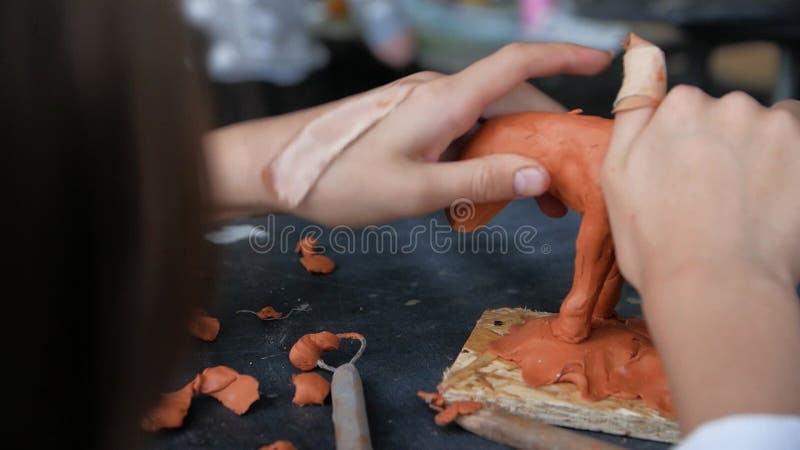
left=299, top=254, right=336, bottom=274
left=487, top=316, right=673, bottom=414
left=292, top=372, right=331, bottom=406
left=418, top=390, right=482, bottom=426
left=294, top=237, right=336, bottom=274
left=295, top=236, right=318, bottom=256
left=435, top=401, right=483, bottom=426
left=188, top=309, right=220, bottom=342
left=198, top=366, right=260, bottom=415
left=416, top=390, right=445, bottom=408
left=259, top=442, right=297, bottom=450
left=289, top=331, right=340, bottom=370
left=141, top=382, right=194, bottom=432
left=141, top=365, right=260, bottom=431
left=257, top=306, right=283, bottom=320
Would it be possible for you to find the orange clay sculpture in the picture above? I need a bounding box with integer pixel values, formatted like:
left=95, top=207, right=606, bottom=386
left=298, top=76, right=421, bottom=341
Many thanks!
left=447, top=34, right=666, bottom=344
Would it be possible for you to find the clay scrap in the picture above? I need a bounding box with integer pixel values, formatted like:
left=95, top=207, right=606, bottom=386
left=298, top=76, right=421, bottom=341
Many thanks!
left=188, top=309, right=220, bottom=342
left=292, top=372, right=331, bottom=406
left=418, top=391, right=482, bottom=426
left=288, top=331, right=366, bottom=408
left=295, top=237, right=336, bottom=274
left=259, top=441, right=297, bottom=450
left=141, top=365, right=260, bottom=432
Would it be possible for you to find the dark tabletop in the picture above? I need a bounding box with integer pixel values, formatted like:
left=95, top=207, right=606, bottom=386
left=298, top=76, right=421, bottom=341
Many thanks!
left=144, top=199, right=668, bottom=450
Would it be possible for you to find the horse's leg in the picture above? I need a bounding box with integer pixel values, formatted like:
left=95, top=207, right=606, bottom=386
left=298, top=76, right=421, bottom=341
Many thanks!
left=592, top=258, right=623, bottom=320
left=551, top=208, right=615, bottom=343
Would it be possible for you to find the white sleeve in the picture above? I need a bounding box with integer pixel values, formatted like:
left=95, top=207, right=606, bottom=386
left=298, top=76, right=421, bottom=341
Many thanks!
left=676, top=414, right=800, bottom=450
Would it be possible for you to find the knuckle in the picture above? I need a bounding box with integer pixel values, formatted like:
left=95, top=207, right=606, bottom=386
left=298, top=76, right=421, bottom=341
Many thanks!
left=498, top=42, right=525, bottom=59
left=764, top=107, right=800, bottom=133
left=666, top=84, right=704, bottom=104
left=720, top=90, right=759, bottom=109
left=414, top=70, right=442, bottom=81
left=469, top=164, right=496, bottom=202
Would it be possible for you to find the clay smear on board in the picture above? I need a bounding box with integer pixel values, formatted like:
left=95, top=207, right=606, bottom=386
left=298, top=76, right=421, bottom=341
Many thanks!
left=417, top=391, right=482, bottom=426
left=488, top=316, right=673, bottom=415
left=292, top=372, right=331, bottom=406
left=141, top=366, right=260, bottom=432
left=295, top=237, right=336, bottom=274
left=188, top=309, right=220, bottom=342
left=259, top=441, right=297, bottom=450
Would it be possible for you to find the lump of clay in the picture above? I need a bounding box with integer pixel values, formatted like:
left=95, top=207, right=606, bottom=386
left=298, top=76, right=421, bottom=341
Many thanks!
left=141, top=365, right=260, bottom=431
left=295, top=236, right=318, bottom=256
left=295, top=237, right=336, bottom=274
left=289, top=331, right=340, bottom=370
left=299, top=254, right=336, bottom=274
left=257, top=306, right=282, bottom=320
left=195, top=366, right=260, bottom=415
left=434, top=401, right=482, bottom=426
left=417, top=391, right=482, bottom=426
left=259, top=441, right=297, bottom=450
left=141, top=382, right=194, bottom=432
left=188, top=309, right=220, bottom=342
left=292, top=372, right=331, bottom=406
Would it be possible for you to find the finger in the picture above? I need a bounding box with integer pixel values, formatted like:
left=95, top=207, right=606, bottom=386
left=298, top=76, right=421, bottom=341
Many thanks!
left=606, top=106, right=656, bottom=168
left=415, top=154, right=550, bottom=208
left=534, top=194, right=568, bottom=218
left=772, top=99, right=800, bottom=119
left=483, top=82, right=565, bottom=118
left=435, top=43, right=612, bottom=139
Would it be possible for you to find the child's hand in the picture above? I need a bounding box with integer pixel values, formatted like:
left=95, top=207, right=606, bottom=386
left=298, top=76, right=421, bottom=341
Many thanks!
left=294, top=43, right=610, bottom=226
left=603, top=86, right=800, bottom=432
left=206, top=43, right=611, bottom=226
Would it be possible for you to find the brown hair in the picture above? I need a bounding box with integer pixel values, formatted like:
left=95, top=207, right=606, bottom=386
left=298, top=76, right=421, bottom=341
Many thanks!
left=3, top=0, right=211, bottom=447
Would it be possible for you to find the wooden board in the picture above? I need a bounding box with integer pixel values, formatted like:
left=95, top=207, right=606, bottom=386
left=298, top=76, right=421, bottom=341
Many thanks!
left=440, top=308, right=679, bottom=443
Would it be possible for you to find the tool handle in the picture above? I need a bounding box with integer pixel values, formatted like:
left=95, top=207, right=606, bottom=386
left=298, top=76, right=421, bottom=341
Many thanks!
left=457, top=407, right=626, bottom=450
left=331, top=363, right=373, bottom=450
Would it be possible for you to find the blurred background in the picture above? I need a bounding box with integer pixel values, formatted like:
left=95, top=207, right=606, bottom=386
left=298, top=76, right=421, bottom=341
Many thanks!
left=181, top=0, right=800, bottom=127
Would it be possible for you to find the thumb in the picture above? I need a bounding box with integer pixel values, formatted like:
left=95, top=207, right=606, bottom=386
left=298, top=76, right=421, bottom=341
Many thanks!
left=417, top=154, right=550, bottom=208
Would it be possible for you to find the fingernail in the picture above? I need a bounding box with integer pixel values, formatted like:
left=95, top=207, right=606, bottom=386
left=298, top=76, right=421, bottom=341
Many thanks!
left=514, top=167, right=548, bottom=197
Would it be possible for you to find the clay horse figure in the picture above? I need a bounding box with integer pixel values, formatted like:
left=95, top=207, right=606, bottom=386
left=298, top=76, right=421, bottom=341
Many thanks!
left=447, top=110, right=618, bottom=344
left=447, top=33, right=666, bottom=344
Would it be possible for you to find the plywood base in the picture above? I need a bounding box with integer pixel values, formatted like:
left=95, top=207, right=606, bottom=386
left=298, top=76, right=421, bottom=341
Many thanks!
left=440, top=308, right=679, bottom=443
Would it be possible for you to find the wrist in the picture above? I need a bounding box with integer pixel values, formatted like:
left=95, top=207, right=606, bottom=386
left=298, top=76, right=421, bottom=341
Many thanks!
left=639, top=261, right=800, bottom=433
left=203, top=120, right=285, bottom=220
